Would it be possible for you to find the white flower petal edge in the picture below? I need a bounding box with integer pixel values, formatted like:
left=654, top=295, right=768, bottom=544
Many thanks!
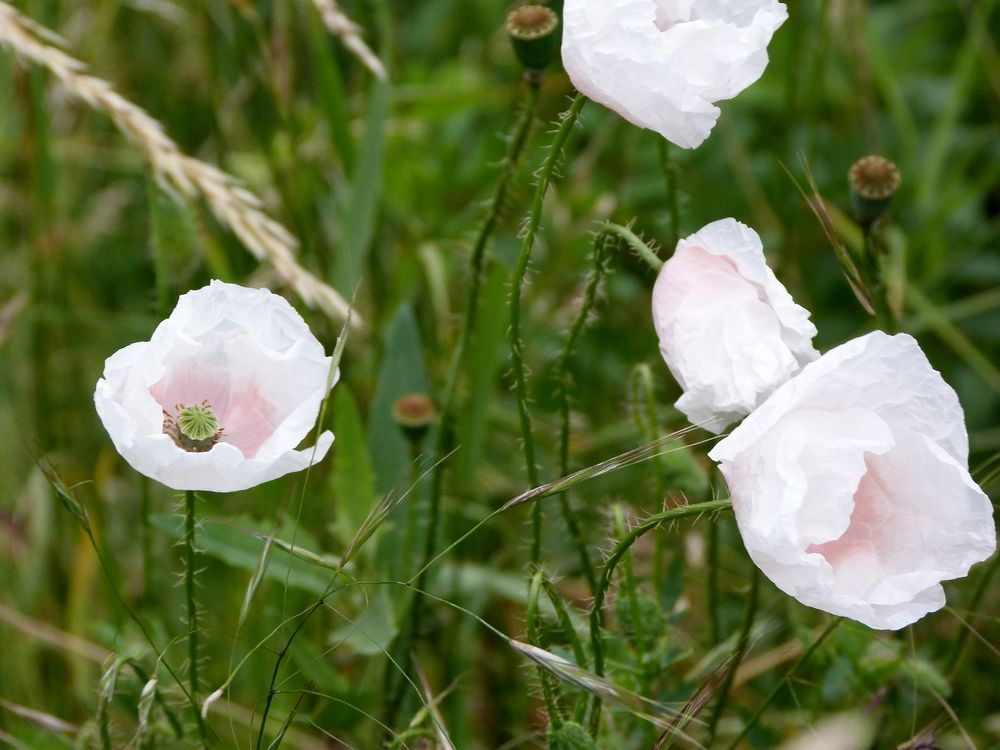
left=652, top=218, right=818, bottom=433
left=95, top=280, right=337, bottom=492
left=561, top=0, right=788, bottom=148
left=709, top=331, right=996, bottom=630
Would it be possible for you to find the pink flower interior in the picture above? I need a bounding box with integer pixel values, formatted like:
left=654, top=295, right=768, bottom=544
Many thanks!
left=805, top=435, right=945, bottom=596
left=150, top=357, right=277, bottom=459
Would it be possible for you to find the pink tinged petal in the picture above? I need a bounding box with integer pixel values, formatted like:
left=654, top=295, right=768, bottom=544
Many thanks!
left=652, top=219, right=817, bottom=432
left=710, top=331, right=996, bottom=631
left=149, top=358, right=233, bottom=419
left=94, top=280, right=337, bottom=492
left=220, top=383, right=278, bottom=458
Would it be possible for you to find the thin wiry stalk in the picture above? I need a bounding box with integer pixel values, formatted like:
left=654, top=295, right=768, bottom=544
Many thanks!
left=508, top=92, right=586, bottom=565
left=945, top=551, right=1000, bottom=675
left=310, top=0, right=387, bottom=80
left=707, top=518, right=721, bottom=643
left=612, top=505, right=650, bottom=666
left=509, top=640, right=701, bottom=742
left=242, top=307, right=352, bottom=747
left=256, top=457, right=443, bottom=750
left=527, top=571, right=563, bottom=727
left=38, top=460, right=209, bottom=744
left=587, top=499, right=733, bottom=737
left=654, top=661, right=729, bottom=750
left=541, top=579, right=589, bottom=672
left=705, top=568, right=760, bottom=745
left=339, top=578, right=697, bottom=740
left=425, top=81, right=541, bottom=568
left=409, top=432, right=716, bottom=588
left=503, top=429, right=717, bottom=511
left=723, top=618, right=843, bottom=750
left=0, top=1, right=354, bottom=326
left=552, top=230, right=610, bottom=594
left=628, top=364, right=669, bottom=592
left=386, top=81, right=542, bottom=729
left=183, top=490, right=206, bottom=747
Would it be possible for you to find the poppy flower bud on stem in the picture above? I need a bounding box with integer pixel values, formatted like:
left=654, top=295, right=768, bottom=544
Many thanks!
left=506, top=5, right=559, bottom=82
left=392, top=393, right=437, bottom=447
left=849, top=155, right=900, bottom=227
left=848, top=156, right=901, bottom=329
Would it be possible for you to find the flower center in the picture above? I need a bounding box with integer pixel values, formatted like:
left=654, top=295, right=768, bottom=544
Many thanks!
left=164, top=401, right=224, bottom=453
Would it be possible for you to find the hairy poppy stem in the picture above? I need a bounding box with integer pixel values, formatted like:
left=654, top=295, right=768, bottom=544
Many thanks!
left=509, top=92, right=586, bottom=567
left=587, top=498, right=733, bottom=737
left=183, top=490, right=205, bottom=745
left=383, top=79, right=543, bottom=734
left=552, top=230, right=610, bottom=594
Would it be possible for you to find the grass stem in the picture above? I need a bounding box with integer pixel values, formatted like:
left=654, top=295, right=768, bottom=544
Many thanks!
left=705, top=568, right=760, bottom=744
left=723, top=618, right=842, bottom=750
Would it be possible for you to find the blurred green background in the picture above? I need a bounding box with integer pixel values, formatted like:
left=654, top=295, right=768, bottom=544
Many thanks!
left=0, top=0, right=998, bottom=747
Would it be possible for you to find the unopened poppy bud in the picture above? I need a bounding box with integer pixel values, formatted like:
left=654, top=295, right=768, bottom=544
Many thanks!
left=392, top=393, right=437, bottom=444
left=849, top=155, right=900, bottom=226
left=506, top=5, right=559, bottom=76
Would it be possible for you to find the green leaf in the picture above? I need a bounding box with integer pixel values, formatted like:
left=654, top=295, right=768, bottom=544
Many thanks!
left=329, top=588, right=398, bottom=657
left=333, top=76, right=389, bottom=293
left=304, top=7, right=356, bottom=174
left=332, top=387, right=377, bottom=546
left=147, top=180, right=204, bottom=315
left=458, top=263, right=509, bottom=488
left=368, top=303, right=430, bottom=493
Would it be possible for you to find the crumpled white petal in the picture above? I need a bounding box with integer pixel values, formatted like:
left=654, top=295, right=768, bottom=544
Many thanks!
left=651, top=218, right=818, bottom=432
left=709, top=331, right=996, bottom=630
left=95, top=280, right=337, bottom=492
left=561, top=0, right=788, bottom=148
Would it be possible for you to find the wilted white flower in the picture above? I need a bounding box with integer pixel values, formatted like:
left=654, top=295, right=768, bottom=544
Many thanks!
left=709, top=331, right=996, bottom=630
left=561, top=0, right=788, bottom=148
left=651, top=218, right=818, bottom=433
left=95, top=280, right=337, bottom=492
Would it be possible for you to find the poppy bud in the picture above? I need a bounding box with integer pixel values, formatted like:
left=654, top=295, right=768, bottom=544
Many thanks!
left=849, top=155, right=901, bottom=226
left=392, top=393, right=437, bottom=445
left=506, top=5, right=559, bottom=77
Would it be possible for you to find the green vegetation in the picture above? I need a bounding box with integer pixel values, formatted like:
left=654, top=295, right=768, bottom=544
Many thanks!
left=0, top=0, right=997, bottom=748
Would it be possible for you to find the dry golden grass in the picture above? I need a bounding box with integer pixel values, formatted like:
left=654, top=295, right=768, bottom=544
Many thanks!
left=0, top=0, right=355, bottom=326
left=311, top=0, right=387, bottom=80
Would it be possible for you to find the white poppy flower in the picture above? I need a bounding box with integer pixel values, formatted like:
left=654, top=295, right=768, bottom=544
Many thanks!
left=651, top=218, right=818, bottom=433
left=95, top=280, right=337, bottom=492
left=561, top=0, right=788, bottom=148
left=709, top=331, right=996, bottom=630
